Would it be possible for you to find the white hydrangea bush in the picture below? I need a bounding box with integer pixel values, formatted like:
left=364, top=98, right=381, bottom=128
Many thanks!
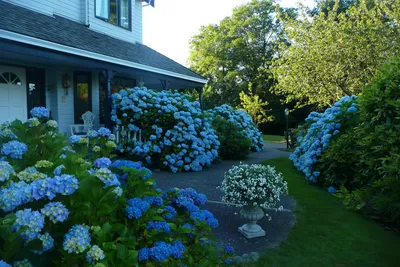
left=220, top=164, right=288, bottom=209
left=208, top=105, right=264, bottom=152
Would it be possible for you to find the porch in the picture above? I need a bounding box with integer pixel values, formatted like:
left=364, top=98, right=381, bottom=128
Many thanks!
left=0, top=39, right=205, bottom=135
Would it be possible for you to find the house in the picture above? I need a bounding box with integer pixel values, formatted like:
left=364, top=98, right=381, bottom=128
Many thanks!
left=0, top=0, right=206, bottom=135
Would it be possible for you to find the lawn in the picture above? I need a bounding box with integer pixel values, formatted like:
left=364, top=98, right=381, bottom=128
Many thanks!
left=253, top=157, right=400, bottom=267
left=263, top=135, right=285, bottom=143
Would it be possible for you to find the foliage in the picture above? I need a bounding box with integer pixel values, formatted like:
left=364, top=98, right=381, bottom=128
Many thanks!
left=310, top=0, right=376, bottom=16
left=220, top=163, right=288, bottom=210
left=208, top=104, right=264, bottom=152
left=188, top=0, right=290, bottom=122
left=293, top=58, right=400, bottom=224
left=111, top=88, right=220, bottom=173
left=318, top=58, right=400, bottom=223
left=272, top=0, right=400, bottom=108
left=0, top=108, right=234, bottom=266
left=254, top=157, right=400, bottom=267
left=211, top=117, right=251, bottom=160
left=289, top=95, right=358, bottom=182
left=238, top=92, right=273, bottom=126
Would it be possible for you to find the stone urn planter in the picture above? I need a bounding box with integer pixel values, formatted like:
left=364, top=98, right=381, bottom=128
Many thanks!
left=238, top=205, right=266, bottom=238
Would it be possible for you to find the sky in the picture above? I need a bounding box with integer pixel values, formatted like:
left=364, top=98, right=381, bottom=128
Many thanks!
left=142, top=0, right=315, bottom=67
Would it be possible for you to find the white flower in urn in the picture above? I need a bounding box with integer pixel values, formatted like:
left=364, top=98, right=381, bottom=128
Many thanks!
left=220, top=163, right=288, bottom=238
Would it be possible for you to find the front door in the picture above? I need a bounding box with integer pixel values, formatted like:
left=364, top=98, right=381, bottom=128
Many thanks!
left=0, top=65, right=27, bottom=124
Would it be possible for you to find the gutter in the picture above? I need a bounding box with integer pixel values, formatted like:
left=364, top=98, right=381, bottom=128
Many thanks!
left=0, top=29, right=208, bottom=84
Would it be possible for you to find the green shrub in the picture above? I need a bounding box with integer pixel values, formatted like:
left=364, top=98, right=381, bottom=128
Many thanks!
left=212, top=117, right=251, bottom=160
left=0, top=109, right=234, bottom=266
left=317, top=57, right=400, bottom=224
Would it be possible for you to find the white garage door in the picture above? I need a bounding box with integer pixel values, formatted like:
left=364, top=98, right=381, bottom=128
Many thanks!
left=0, top=65, right=27, bottom=124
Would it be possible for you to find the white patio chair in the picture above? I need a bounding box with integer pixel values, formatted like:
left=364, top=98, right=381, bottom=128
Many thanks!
left=70, top=111, right=96, bottom=136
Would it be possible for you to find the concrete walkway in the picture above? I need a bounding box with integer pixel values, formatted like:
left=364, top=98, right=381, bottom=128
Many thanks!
left=152, top=142, right=296, bottom=255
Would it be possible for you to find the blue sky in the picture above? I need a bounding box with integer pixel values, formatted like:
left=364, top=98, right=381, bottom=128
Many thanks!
left=142, top=0, right=315, bottom=66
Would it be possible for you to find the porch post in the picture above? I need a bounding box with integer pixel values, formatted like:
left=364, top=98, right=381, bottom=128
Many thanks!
left=101, top=70, right=115, bottom=130
left=197, top=87, right=203, bottom=110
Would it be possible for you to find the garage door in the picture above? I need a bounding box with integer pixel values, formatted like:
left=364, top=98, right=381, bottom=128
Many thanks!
left=0, top=65, right=27, bottom=124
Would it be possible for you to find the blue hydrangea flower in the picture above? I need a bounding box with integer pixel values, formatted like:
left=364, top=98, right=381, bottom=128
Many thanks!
left=97, top=127, right=111, bottom=137
left=138, top=248, right=149, bottom=261
left=224, top=245, right=234, bottom=254
left=171, top=241, right=186, bottom=259
left=12, top=209, right=45, bottom=241
left=173, top=196, right=199, bottom=213
left=63, top=224, right=91, bottom=254
left=86, top=245, right=105, bottom=264
left=141, top=241, right=186, bottom=262
left=125, top=198, right=150, bottom=219
left=69, top=135, right=81, bottom=144
left=111, top=160, right=142, bottom=170
left=40, top=202, right=69, bottom=223
left=0, top=260, right=11, bottom=267
left=146, top=221, right=171, bottom=233
left=94, top=168, right=120, bottom=188
left=144, top=196, right=163, bottom=207
left=290, top=95, right=358, bottom=182
left=347, top=106, right=358, bottom=113
left=328, top=186, right=336, bottom=194
left=0, top=181, right=32, bottom=212
left=178, top=188, right=207, bottom=206
left=33, top=232, right=54, bottom=255
left=206, top=217, right=219, bottom=228
left=30, top=175, right=79, bottom=201
left=53, top=165, right=65, bottom=176
left=30, top=107, right=50, bottom=119
left=190, top=211, right=206, bottom=221
left=1, top=141, right=28, bottom=159
left=94, top=157, right=112, bottom=168
left=163, top=206, right=177, bottom=219
left=87, top=130, right=98, bottom=138
left=0, top=161, right=14, bottom=182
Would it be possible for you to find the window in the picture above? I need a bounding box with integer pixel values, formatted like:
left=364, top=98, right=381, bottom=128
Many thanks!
left=99, top=74, right=136, bottom=123
left=95, top=0, right=131, bottom=30
left=0, top=72, right=22, bottom=85
left=74, top=72, right=92, bottom=124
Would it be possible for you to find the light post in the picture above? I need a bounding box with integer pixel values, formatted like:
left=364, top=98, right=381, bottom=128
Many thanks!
left=284, top=108, right=290, bottom=149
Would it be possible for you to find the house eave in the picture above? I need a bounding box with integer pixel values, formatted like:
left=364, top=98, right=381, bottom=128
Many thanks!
left=0, top=29, right=208, bottom=84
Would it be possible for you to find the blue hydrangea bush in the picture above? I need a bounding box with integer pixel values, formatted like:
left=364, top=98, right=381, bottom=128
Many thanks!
left=208, top=105, right=264, bottom=152
left=0, top=108, right=234, bottom=266
left=289, top=96, right=358, bottom=182
left=111, top=88, right=220, bottom=173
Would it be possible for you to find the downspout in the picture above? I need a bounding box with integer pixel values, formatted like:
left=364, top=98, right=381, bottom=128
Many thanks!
left=84, top=0, right=90, bottom=26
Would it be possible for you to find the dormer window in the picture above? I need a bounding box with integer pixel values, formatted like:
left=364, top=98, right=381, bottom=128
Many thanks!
left=95, top=0, right=131, bottom=30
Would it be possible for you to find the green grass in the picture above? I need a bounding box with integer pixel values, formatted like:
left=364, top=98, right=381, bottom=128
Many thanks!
left=254, top=157, right=400, bottom=267
left=263, top=135, right=285, bottom=143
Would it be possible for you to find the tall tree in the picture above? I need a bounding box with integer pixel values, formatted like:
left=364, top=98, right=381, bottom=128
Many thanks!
left=188, top=0, right=292, bottom=122
left=272, top=0, right=400, bottom=108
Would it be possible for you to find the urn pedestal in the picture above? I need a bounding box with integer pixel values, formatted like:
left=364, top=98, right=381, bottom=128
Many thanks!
left=238, top=206, right=265, bottom=239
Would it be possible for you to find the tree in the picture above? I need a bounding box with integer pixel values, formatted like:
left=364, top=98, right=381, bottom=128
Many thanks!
left=272, top=0, right=400, bottom=109
left=239, top=91, right=273, bottom=125
left=188, top=0, right=292, bottom=122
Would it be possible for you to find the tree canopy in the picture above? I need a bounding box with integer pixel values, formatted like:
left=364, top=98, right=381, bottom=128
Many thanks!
left=272, top=0, right=400, bottom=108
left=188, top=0, right=293, bottom=123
